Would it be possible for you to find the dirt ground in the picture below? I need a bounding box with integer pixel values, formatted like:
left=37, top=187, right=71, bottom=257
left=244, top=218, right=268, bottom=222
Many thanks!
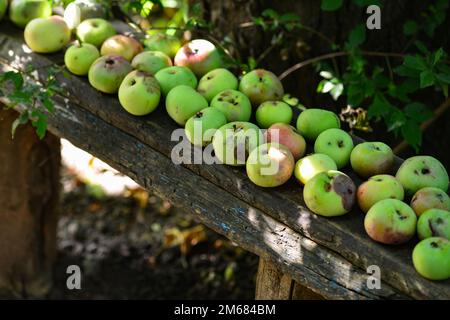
left=48, top=142, right=258, bottom=299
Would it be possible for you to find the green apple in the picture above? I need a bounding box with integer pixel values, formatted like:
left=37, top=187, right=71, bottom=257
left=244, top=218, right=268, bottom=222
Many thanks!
left=174, top=39, right=222, bottom=77
left=412, top=237, right=450, bottom=280
left=411, top=187, right=450, bottom=216
left=88, top=55, right=132, bottom=94
left=314, top=128, right=354, bottom=169
left=165, top=85, right=208, bottom=126
left=303, top=170, right=356, bottom=217
left=350, top=142, right=394, bottom=178
left=246, top=143, right=295, bottom=187
left=210, top=89, right=252, bottom=122
left=197, top=68, right=238, bottom=102
left=64, top=42, right=100, bottom=76
left=64, top=0, right=108, bottom=29
left=131, top=51, right=172, bottom=75
left=294, top=153, right=337, bottom=185
left=296, top=108, right=340, bottom=140
left=212, top=122, right=263, bottom=166
left=255, top=101, right=292, bottom=128
left=143, top=33, right=181, bottom=58
left=357, top=174, right=404, bottom=213
left=100, top=35, right=143, bottom=61
left=264, top=123, right=306, bottom=160
left=154, top=66, right=197, bottom=96
left=118, top=70, right=160, bottom=116
left=396, top=156, right=449, bottom=196
left=24, top=16, right=71, bottom=53
left=417, top=209, right=450, bottom=240
left=185, top=107, right=227, bottom=146
left=76, top=18, right=116, bottom=47
left=0, top=0, right=8, bottom=21
left=238, top=69, right=284, bottom=106
left=364, top=199, right=417, bottom=245
left=9, top=0, right=52, bottom=28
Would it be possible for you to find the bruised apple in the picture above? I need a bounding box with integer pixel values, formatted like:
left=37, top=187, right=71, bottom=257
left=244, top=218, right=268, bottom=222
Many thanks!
left=303, top=170, right=356, bottom=217
left=364, top=199, right=417, bottom=245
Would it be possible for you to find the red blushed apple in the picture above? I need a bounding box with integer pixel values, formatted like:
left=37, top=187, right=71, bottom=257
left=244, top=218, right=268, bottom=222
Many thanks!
left=174, top=39, right=222, bottom=77
left=264, top=123, right=306, bottom=160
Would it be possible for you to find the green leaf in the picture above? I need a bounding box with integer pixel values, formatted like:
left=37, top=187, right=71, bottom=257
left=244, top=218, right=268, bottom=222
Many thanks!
left=432, top=48, right=445, bottom=65
left=11, top=112, right=29, bottom=138
left=403, top=55, right=427, bottom=71
left=385, top=109, right=406, bottom=132
left=353, top=0, right=382, bottom=6
left=31, top=110, right=48, bottom=140
left=403, top=20, right=418, bottom=36
left=330, top=83, right=344, bottom=100
left=262, top=8, right=279, bottom=19
left=0, top=71, right=24, bottom=90
left=420, top=70, right=435, bottom=88
left=346, top=24, right=366, bottom=49
left=321, top=0, right=343, bottom=11
left=368, top=94, right=392, bottom=118
left=401, top=120, right=422, bottom=152
left=404, top=102, right=433, bottom=122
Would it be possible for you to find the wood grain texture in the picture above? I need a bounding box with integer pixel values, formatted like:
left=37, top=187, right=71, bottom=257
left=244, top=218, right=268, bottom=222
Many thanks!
left=0, top=20, right=449, bottom=299
left=0, top=107, right=60, bottom=298
left=256, top=258, right=324, bottom=300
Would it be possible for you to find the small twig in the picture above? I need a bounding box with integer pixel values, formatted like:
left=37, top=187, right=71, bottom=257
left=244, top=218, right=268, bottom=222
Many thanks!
left=278, top=51, right=406, bottom=81
left=393, top=98, right=450, bottom=154
left=385, top=56, right=393, bottom=81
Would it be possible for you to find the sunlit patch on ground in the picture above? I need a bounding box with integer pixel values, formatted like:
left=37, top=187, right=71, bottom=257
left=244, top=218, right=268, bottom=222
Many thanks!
left=54, top=139, right=258, bottom=299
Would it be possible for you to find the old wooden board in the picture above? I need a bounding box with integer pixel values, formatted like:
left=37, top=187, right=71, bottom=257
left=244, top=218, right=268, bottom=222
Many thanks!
left=0, top=20, right=449, bottom=299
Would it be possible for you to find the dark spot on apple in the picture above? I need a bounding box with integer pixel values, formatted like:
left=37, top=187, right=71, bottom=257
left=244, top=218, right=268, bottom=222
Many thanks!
left=259, top=77, right=263, bottom=82
left=332, top=174, right=356, bottom=211
left=233, top=102, right=239, bottom=106
left=218, top=97, right=223, bottom=101
left=374, top=178, right=383, bottom=182
left=421, top=167, right=431, bottom=174
left=327, top=142, right=332, bottom=146
left=374, top=146, right=381, bottom=151
left=430, top=241, right=439, bottom=248
left=105, top=59, right=115, bottom=65
left=92, top=22, right=98, bottom=28
left=414, top=170, right=419, bottom=175
left=436, top=193, right=444, bottom=203
left=395, top=209, right=407, bottom=220
left=324, top=183, right=331, bottom=192
left=130, top=79, right=136, bottom=86
left=195, top=112, right=203, bottom=118
left=436, top=217, right=444, bottom=224
left=337, top=140, right=344, bottom=148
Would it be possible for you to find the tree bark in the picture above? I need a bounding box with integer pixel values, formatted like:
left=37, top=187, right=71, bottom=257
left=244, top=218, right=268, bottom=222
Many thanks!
left=0, top=107, right=60, bottom=298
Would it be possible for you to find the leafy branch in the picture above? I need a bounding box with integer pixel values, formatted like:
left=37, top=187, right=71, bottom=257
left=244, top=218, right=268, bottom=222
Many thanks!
left=0, top=65, right=63, bottom=139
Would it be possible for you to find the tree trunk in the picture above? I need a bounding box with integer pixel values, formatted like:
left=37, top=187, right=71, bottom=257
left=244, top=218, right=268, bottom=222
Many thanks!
left=0, top=108, right=60, bottom=298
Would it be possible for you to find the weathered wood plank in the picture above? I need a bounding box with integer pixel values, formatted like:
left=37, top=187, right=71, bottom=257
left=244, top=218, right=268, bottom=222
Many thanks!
left=1, top=21, right=448, bottom=299
left=0, top=107, right=60, bottom=298
left=255, top=258, right=293, bottom=300
left=255, top=258, right=324, bottom=300
left=0, top=73, right=408, bottom=299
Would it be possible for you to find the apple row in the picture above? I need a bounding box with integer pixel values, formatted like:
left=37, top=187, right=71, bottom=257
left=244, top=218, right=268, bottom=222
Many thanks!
left=2, top=1, right=450, bottom=282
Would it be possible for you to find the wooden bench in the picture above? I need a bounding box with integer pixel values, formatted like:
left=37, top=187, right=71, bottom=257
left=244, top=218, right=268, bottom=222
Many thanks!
left=0, top=20, right=449, bottom=299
